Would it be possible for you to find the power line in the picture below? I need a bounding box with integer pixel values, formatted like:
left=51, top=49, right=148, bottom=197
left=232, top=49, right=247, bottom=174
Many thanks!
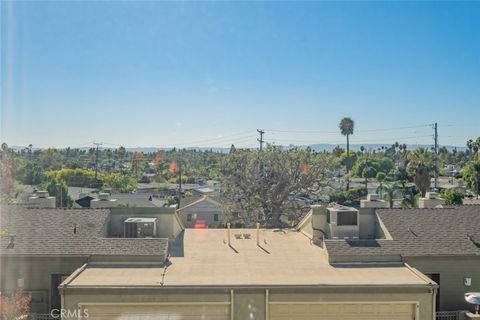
left=265, top=124, right=431, bottom=135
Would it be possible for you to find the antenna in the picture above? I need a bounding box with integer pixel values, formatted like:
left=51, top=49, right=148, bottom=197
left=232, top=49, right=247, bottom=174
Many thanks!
left=465, top=292, right=480, bottom=314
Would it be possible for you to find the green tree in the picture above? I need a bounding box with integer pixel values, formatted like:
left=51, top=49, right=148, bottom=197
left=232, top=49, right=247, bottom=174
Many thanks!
left=16, top=160, right=44, bottom=185
left=440, top=189, right=464, bottom=205
left=40, top=177, right=73, bottom=208
left=376, top=172, right=386, bottom=199
left=339, top=117, right=354, bottom=189
left=463, top=161, right=480, bottom=198
left=219, top=145, right=336, bottom=228
left=377, top=182, right=401, bottom=208
left=407, top=148, right=434, bottom=197
left=103, top=173, right=138, bottom=193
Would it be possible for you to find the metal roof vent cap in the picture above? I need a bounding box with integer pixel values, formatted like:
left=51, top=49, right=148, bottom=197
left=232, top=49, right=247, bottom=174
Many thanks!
left=98, top=192, right=110, bottom=201
left=36, top=191, right=49, bottom=198
left=426, top=192, right=438, bottom=199
left=367, top=194, right=379, bottom=201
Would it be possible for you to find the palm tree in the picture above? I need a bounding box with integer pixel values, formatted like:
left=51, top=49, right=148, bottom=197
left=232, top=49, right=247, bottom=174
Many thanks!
left=377, top=182, right=401, bottom=208
left=407, top=147, right=434, bottom=197
left=339, top=117, right=354, bottom=190
left=469, top=161, right=480, bottom=199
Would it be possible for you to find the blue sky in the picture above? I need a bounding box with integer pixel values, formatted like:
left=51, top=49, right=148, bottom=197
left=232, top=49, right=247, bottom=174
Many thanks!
left=1, top=1, right=479, bottom=148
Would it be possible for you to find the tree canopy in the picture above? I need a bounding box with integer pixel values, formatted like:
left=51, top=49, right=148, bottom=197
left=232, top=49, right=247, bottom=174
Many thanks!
left=219, top=145, right=337, bottom=227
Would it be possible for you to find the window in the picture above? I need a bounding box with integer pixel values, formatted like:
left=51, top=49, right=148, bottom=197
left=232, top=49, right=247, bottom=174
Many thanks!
left=187, top=214, right=192, bottom=222
left=214, top=214, right=219, bottom=221
left=337, top=211, right=357, bottom=226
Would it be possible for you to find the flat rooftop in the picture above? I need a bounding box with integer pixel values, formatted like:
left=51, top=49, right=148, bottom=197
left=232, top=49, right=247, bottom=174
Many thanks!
left=66, top=229, right=430, bottom=287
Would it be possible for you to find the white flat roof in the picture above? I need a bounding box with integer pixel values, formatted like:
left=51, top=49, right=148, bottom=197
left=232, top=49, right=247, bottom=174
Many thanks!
left=66, top=229, right=430, bottom=288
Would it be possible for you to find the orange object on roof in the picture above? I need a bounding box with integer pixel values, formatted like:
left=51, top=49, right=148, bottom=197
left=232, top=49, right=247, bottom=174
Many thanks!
left=194, top=220, right=207, bottom=229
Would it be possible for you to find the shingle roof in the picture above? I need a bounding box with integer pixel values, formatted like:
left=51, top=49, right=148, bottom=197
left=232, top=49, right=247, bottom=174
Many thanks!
left=325, top=207, right=480, bottom=259
left=0, top=206, right=168, bottom=259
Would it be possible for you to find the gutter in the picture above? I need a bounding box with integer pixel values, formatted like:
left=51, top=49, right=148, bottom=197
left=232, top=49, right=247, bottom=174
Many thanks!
left=60, top=283, right=433, bottom=291
left=59, top=263, right=88, bottom=292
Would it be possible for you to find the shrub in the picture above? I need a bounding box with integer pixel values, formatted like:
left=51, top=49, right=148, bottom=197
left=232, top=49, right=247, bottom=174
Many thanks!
left=440, top=189, right=464, bottom=205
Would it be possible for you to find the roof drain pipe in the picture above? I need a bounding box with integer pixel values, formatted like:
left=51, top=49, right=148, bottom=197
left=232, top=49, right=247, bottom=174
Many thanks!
left=256, top=222, right=260, bottom=246
left=227, top=223, right=231, bottom=246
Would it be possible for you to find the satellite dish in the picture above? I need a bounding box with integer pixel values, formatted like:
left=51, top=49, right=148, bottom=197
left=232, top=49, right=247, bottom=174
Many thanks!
left=465, top=292, right=480, bottom=314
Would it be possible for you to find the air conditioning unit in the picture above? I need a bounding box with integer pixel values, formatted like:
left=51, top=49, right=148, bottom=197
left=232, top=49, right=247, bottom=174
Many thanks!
left=327, top=206, right=359, bottom=239
left=124, top=218, right=157, bottom=238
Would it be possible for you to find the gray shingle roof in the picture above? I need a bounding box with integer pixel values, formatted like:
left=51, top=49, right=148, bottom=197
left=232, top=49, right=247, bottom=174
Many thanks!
left=0, top=206, right=168, bottom=260
left=326, top=207, right=480, bottom=258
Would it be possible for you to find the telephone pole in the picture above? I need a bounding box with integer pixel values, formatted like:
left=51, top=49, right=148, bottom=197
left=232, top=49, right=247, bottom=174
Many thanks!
left=257, top=129, right=265, bottom=151
left=93, top=142, right=102, bottom=184
left=433, top=123, right=439, bottom=191
left=177, top=161, right=182, bottom=208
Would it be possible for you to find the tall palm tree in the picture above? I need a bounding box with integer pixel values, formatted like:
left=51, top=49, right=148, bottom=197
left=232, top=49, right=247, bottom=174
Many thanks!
left=407, top=147, right=434, bottom=197
left=467, top=139, right=474, bottom=160
left=339, top=117, right=354, bottom=190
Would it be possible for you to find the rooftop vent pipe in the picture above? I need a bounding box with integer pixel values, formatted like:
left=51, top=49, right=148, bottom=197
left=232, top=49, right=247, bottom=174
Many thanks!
left=7, top=235, right=15, bottom=249
left=227, top=223, right=231, bottom=246
left=98, top=193, right=110, bottom=201
left=36, top=191, right=49, bottom=198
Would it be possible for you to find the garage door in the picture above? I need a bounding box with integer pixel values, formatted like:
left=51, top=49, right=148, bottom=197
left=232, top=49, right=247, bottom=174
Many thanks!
left=83, top=303, right=230, bottom=320
left=269, top=302, right=417, bottom=320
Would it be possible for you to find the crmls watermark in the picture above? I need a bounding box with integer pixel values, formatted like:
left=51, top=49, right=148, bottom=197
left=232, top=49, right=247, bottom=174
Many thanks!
left=50, top=309, right=89, bottom=319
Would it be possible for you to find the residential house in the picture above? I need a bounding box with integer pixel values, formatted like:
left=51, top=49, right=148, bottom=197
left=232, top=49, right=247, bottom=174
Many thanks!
left=0, top=204, right=437, bottom=319
left=0, top=205, right=182, bottom=315
left=177, top=196, right=225, bottom=228
left=298, top=205, right=480, bottom=316
left=61, top=226, right=434, bottom=320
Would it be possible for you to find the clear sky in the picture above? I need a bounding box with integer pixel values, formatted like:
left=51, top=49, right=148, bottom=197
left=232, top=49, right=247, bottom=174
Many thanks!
left=1, top=1, right=479, bottom=149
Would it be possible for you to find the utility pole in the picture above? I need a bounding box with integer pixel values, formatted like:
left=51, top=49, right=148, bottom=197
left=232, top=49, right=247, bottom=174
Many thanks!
left=257, top=129, right=265, bottom=151
left=433, top=123, right=439, bottom=191
left=93, top=142, right=102, bottom=186
left=177, top=161, right=182, bottom=208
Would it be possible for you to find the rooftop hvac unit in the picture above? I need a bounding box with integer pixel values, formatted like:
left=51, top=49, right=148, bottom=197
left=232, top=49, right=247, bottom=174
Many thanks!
left=327, top=206, right=359, bottom=239
left=124, top=218, right=157, bottom=238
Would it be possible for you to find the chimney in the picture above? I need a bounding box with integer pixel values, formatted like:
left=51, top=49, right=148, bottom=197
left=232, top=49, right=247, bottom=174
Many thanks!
left=360, top=193, right=389, bottom=208
left=418, top=192, right=445, bottom=208
left=90, top=192, right=118, bottom=208
left=28, top=190, right=56, bottom=208
left=98, top=192, right=110, bottom=201
left=36, top=191, right=49, bottom=198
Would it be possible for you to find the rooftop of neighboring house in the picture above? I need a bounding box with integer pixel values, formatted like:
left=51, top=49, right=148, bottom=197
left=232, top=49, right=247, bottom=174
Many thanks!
left=0, top=205, right=169, bottom=261
left=62, top=228, right=431, bottom=288
left=68, top=187, right=166, bottom=208
left=177, top=195, right=225, bottom=211
left=324, top=206, right=480, bottom=262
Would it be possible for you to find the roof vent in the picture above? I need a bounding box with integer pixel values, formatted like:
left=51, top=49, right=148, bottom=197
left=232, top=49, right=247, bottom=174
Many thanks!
left=7, top=235, right=15, bottom=249
left=36, top=191, right=49, bottom=198
left=367, top=194, right=379, bottom=201
left=98, top=193, right=110, bottom=201
left=425, top=192, right=438, bottom=199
